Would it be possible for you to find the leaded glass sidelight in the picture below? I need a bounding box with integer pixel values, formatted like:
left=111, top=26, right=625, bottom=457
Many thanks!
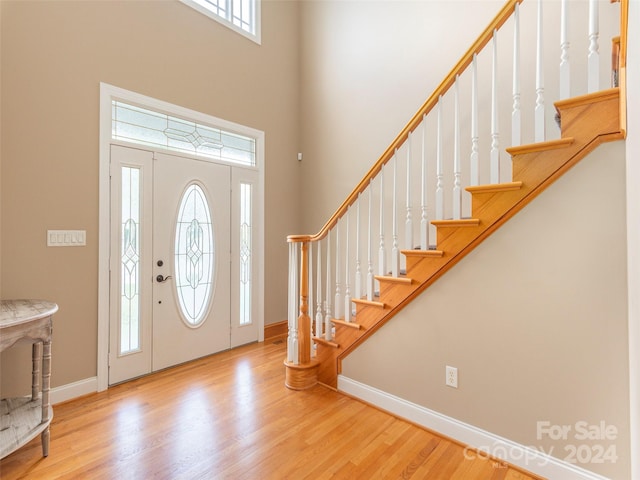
left=121, top=167, right=141, bottom=354
left=175, top=184, right=215, bottom=326
left=239, top=183, right=252, bottom=325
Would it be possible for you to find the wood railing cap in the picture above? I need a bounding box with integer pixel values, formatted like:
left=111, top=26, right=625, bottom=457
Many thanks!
left=287, top=235, right=313, bottom=243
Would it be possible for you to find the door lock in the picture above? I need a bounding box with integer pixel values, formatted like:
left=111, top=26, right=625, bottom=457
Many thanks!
left=156, top=274, right=172, bottom=283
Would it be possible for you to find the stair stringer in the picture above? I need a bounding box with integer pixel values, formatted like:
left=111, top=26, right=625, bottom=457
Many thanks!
left=314, top=88, right=623, bottom=389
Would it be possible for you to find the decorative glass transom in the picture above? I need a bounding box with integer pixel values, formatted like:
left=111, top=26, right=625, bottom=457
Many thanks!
left=175, top=184, right=215, bottom=326
left=112, top=100, right=256, bottom=167
left=120, top=167, right=141, bottom=353
left=239, top=183, right=252, bottom=325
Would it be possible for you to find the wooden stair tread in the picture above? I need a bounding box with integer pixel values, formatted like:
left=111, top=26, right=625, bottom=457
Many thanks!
left=506, top=137, right=574, bottom=156
left=554, top=87, right=620, bottom=110
left=374, top=275, right=413, bottom=285
left=431, top=218, right=480, bottom=228
left=313, top=336, right=339, bottom=348
left=401, top=249, right=444, bottom=257
left=352, top=298, right=386, bottom=309
left=332, top=318, right=362, bottom=330
left=466, top=181, right=523, bottom=194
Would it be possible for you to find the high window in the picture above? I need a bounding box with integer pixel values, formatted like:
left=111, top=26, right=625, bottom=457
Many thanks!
left=179, top=0, right=260, bottom=44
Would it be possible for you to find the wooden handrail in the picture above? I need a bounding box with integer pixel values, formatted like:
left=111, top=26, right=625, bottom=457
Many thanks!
left=287, top=0, right=524, bottom=244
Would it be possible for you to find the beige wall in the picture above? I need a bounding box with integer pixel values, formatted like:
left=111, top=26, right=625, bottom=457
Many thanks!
left=626, top=2, right=640, bottom=475
left=0, top=0, right=3, bottom=299
left=0, top=0, right=300, bottom=394
left=298, top=0, right=502, bottom=234
left=342, top=141, right=630, bottom=479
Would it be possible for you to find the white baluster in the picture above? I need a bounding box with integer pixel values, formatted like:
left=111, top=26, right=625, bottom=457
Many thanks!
left=391, top=151, right=400, bottom=277
left=378, top=164, right=387, bottom=278
left=355, top=193, right=362, bottom=300
left=294, top=243, right=300, bottom=361
left=512, top=4, right=521, bottom=146
left=453, top=74, right=461, bottom=219
left=559, top=0, right=570, bottom=99
left=535, top=0, right=545, bottom=143
left=588, top=0, right=600, bottom=93
left=470, top=54, right=480, bottom=185
left=367, top=180, right=375, bottom=300
left=491, top=30, right=501, bottom=184
left=315, top=239, right=323, bottom=340
left=405, top=132, right=413, bottom=256
left=335, top=221, right=343, bottom=320
left=287, top=242, right=299, bottom=364
left=325, top=230, right=332, bottom=341
left=344, top=209, right=352, bottom=322
left=420, top=114, right=429, bottom=251
left=308, top=242, right=314, bottom=355
left=287, top=242, right=293, bottom=362
left=436, top=96, right=444, bottom=219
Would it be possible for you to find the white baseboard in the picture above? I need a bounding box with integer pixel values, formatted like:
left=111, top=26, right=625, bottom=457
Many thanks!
left=338, top=375, right=610, bottom=480
left=51, top=377, right=97, bottom=405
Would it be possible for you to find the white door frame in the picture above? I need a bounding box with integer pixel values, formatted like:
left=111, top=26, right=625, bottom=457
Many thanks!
left=98, top=83, right=265, bottom=392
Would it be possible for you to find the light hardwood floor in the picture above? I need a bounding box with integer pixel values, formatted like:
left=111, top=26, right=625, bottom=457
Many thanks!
left=0, top=339, right=543, bottom=479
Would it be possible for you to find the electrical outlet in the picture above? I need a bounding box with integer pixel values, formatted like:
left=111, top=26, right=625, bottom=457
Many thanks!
left=446, top=366, right=458, bottom=388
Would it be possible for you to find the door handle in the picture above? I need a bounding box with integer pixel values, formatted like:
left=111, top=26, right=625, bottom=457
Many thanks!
left=156, top=274, right=173, bottom=283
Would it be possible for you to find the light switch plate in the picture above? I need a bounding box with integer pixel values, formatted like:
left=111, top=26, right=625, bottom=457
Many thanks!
left=47, top=230, right=86, bottom=247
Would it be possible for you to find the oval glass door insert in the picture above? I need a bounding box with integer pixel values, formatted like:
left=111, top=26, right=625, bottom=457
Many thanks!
left=174, top=183, right=215, bottom=327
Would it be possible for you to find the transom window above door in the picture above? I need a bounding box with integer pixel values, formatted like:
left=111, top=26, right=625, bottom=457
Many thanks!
left=112, top=100, right=256, bottom=167
left=179, top=0, right=261, bottom=44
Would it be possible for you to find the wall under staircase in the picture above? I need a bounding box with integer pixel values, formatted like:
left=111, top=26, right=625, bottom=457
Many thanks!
left=341, top=137, right=629, bottom=480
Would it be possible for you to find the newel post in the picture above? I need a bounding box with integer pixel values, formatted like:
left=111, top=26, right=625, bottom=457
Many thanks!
left=284, top=236, right=319, bottom=390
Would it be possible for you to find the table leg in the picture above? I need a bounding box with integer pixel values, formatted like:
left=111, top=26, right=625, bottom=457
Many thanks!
left=31, top=342, right=42, bottom=401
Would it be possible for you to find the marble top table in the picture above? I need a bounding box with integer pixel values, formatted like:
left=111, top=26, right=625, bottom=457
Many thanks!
left=1, top=299, right=58, bottom=459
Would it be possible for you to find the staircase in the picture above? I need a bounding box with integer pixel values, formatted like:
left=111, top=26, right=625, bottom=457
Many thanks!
left=315, top=88, right=622, bottom=388
left=285, top=0, right=628, bottom=390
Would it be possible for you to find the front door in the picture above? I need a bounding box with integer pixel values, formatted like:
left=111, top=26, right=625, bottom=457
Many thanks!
left=152, top=151, right=231, bottom=371
left=109, top=145, right=233, bottom=384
